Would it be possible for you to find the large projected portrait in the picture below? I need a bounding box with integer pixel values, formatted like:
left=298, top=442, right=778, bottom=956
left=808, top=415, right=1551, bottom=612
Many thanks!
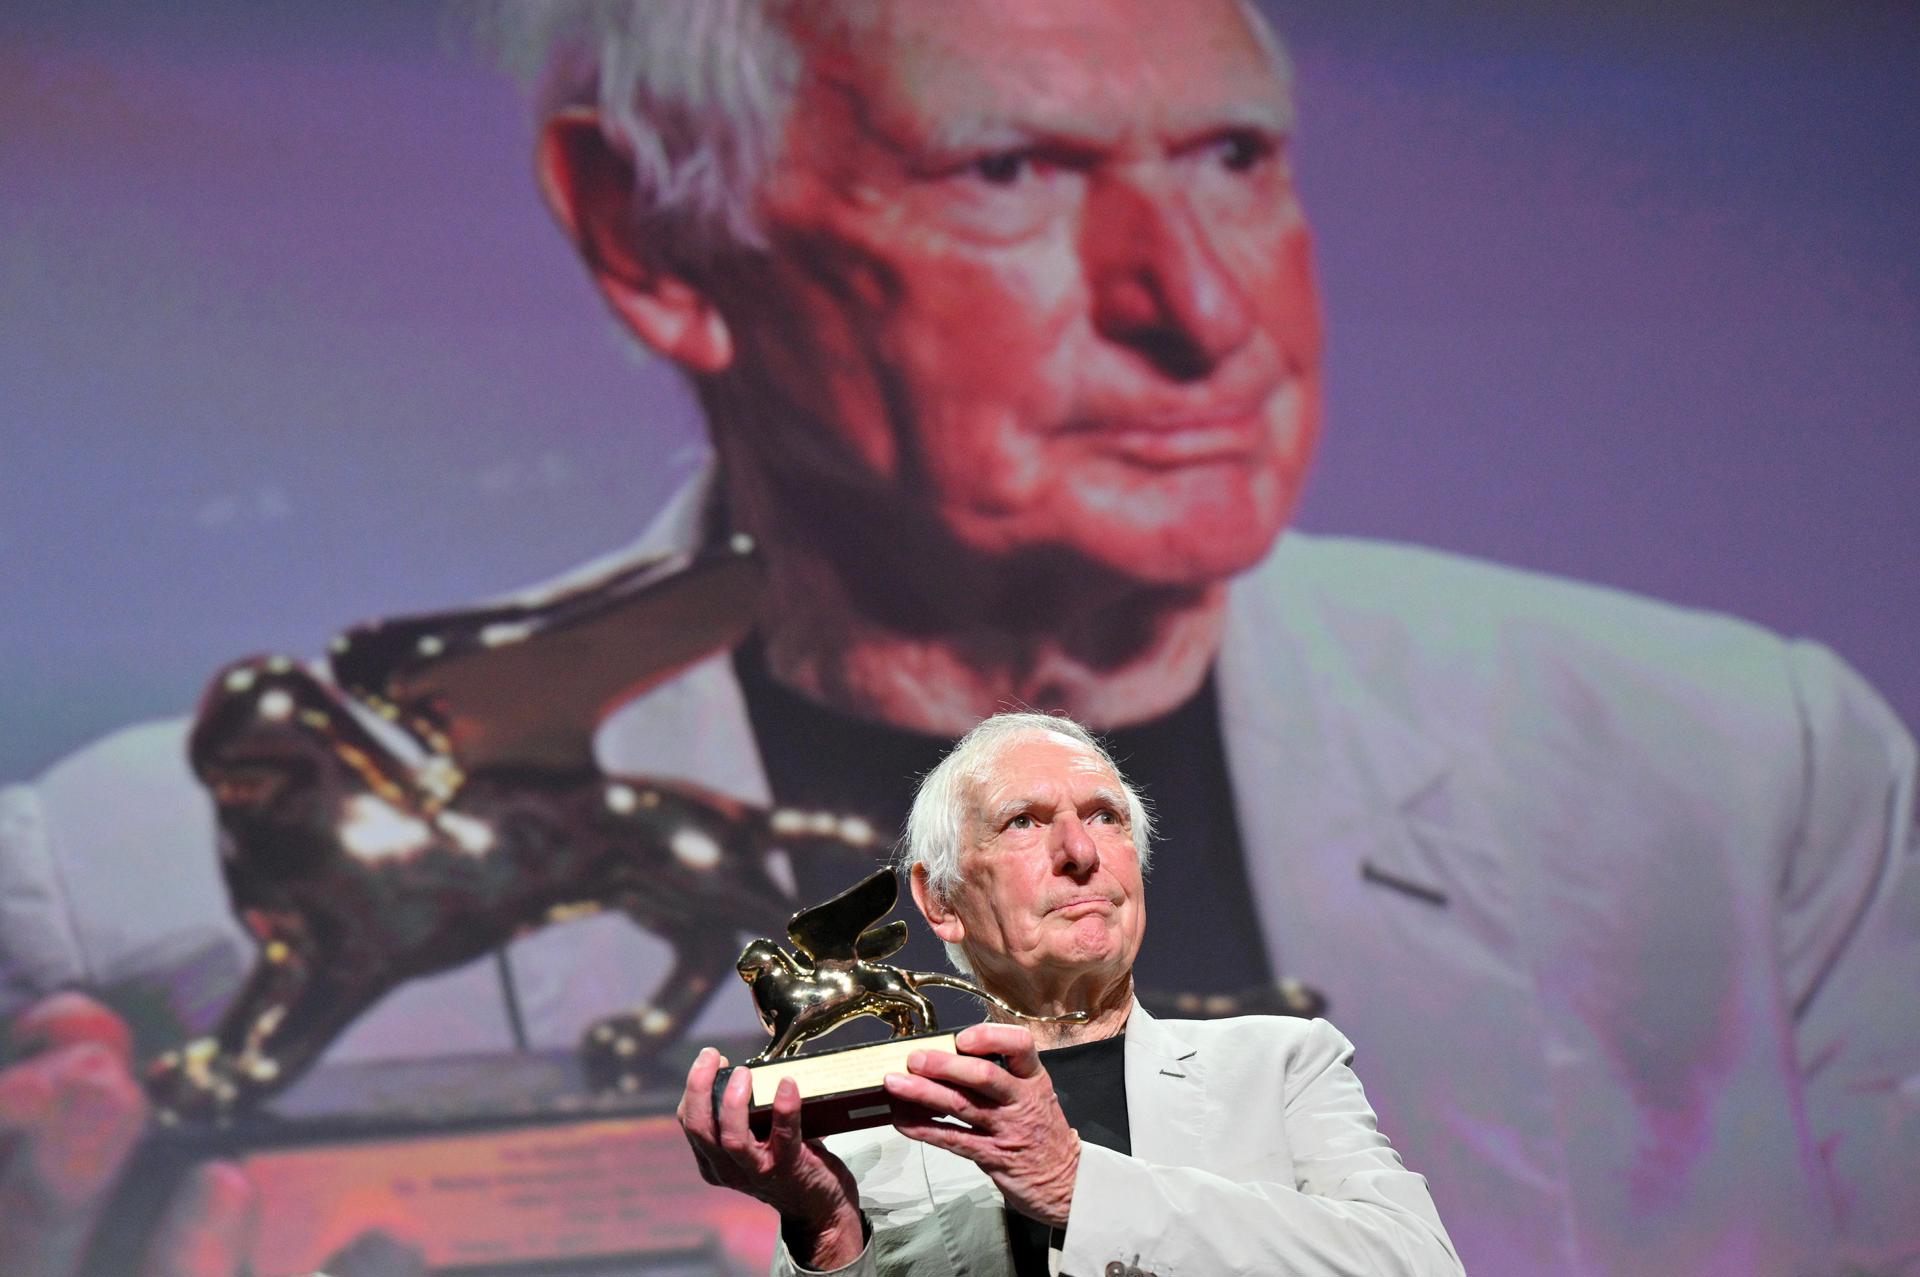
left=2, top=1, right=1915, bottom=1274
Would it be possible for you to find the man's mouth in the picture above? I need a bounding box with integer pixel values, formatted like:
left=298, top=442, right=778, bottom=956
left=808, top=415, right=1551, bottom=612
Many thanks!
left=1047, top=895, right=1118, bottom=917
left=1062, top=383, right=1294, bottom=469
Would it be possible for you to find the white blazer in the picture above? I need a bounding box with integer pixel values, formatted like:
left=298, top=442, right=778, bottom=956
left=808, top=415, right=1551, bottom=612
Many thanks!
left=769, top=1006, right=1461, bottom=1277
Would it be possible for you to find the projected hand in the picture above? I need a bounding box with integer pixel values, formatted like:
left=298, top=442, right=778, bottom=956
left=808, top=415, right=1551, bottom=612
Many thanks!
left=0, top=993, right=255, bottom=1277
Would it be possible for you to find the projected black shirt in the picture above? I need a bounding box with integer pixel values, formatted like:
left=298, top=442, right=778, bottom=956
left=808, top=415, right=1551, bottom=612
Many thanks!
left=734, top=640, right=1273, bottom=997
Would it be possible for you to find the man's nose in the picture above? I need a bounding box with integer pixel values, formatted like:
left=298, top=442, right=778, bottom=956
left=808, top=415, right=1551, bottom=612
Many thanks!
left=1084, top=175, right=1255, bottom=381
left=1050, top=813, right=1101, bottom=877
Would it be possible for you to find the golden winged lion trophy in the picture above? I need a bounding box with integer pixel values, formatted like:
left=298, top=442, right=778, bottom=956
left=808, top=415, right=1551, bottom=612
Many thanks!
left=717, top=868, right=1086, bottom=1137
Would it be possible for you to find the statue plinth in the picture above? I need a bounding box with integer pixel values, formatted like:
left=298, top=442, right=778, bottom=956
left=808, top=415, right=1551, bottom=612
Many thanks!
left=93, top=1044, right=773, bottom=1276
left=713, top=1028, right=968, bottom=1139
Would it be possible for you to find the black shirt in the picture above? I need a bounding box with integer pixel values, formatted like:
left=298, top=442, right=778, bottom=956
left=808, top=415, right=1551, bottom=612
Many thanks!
left=1008, top=1031, right=1131, bottom=1275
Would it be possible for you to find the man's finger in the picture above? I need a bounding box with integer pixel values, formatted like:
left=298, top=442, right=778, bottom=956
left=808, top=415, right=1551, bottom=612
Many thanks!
left=955, top=1023, right=1041, bottom=1077
left=765, top=1076, right=805, bottom=1164
left=677, top=1047, right=724, bottom=1143
left=678, top=1049, right=738, bottom=1187
left=0, top=1039, right=149, bottom=1206
left=138, top=1161, right=258, bottom=1277
left=892, top=1112, right=980, bottom=1158
left=715, top=1064, right=761, bottom=1163
left=5, top=992, right=134, bottom=1067
left=0, top=1050, right=55, bottom=1127
left=884, top=1070, right=986, bottom=1127
left=906, top=1048, right=1016, bottom=1101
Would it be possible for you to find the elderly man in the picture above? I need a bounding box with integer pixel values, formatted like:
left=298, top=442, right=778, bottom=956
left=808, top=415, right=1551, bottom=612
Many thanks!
left=3, top=0, right=1916, bottom=1273
left=679, top=712, right=1462, bottom=1276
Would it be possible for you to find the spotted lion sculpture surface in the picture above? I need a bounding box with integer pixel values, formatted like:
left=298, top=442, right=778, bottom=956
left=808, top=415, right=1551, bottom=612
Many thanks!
left=146, top=541, right=877, bottom=1119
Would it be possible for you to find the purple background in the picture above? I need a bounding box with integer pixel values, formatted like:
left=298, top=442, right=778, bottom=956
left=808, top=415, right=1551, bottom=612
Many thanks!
left=2, top=0, right=1916, bottom=784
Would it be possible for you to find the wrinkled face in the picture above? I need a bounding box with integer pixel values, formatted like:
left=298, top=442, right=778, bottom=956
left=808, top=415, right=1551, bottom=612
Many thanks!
left=735, top=0, right=1323, bottom=585
left=941, top=733, right=1145, bottom=991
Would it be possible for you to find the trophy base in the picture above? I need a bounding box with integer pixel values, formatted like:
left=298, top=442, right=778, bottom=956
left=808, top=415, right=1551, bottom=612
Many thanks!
left=713, top=1029, right=969, bottom=1140
left=87, top=1041, right=777, bottom=1277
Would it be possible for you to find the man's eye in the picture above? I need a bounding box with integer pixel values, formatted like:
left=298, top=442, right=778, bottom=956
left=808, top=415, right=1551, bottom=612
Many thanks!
left=1008, top=813, right=1035, bottom=829
left=1091, top=809, right=1118, bottom=824
left=1215, top=130, right=1275, bottom=173
left=971, top=151, right=1033, bottom=185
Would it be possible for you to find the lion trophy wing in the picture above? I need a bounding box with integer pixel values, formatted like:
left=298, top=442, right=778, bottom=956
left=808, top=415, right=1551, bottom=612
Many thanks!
left=854, top=920, right=909, bottom=962
left=787, top=868, right=900, bottom=965
left=328, top=538, right=763, bottom=774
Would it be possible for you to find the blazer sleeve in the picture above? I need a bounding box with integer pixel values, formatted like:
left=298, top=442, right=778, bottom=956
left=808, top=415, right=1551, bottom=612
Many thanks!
left=1057, top=1018, right=1463, bottom=1277
left=0, top=779, right=87, bottom=1016
left=1775, top=641, right=1920, bottom=1268
left=0, top=721, right=251, bottom=1046
left=769, top=1225, right=880, bottom=1277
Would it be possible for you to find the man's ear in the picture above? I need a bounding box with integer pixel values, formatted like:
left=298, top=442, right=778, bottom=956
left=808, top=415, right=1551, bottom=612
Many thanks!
left=536, top=108, right=735, bottom=374
left=910, top=865, right=966, bottom=946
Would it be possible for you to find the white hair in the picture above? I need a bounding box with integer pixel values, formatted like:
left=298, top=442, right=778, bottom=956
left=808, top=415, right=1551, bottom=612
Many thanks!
left=471, top=0, right=818, bottom=267
left=471, top=0, right=1293, bottom=269
left=899, top=711, right=1154, bottom=975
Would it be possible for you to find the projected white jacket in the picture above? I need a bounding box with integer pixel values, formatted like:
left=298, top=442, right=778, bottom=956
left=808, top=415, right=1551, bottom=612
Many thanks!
left=2, top=478, right=1915, bottom=1275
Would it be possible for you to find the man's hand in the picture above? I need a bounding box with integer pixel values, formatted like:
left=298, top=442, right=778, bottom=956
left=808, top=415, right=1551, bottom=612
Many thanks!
left=0, top=992, right=256, bottom=1277
left=0, top=992, right=149, bottom=1275
left=675, top=1047, right=865, bottom=1270
left=884, top=1023, right=1081, bottom=1228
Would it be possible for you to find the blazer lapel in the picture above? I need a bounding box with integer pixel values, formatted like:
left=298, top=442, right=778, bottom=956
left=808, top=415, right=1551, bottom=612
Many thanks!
left=1217, top=534, right=1460, bottom=955
left=1124, top=1005, right=1207, bottom=1167
left=1212, top=536, right=1566, bottom=1250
